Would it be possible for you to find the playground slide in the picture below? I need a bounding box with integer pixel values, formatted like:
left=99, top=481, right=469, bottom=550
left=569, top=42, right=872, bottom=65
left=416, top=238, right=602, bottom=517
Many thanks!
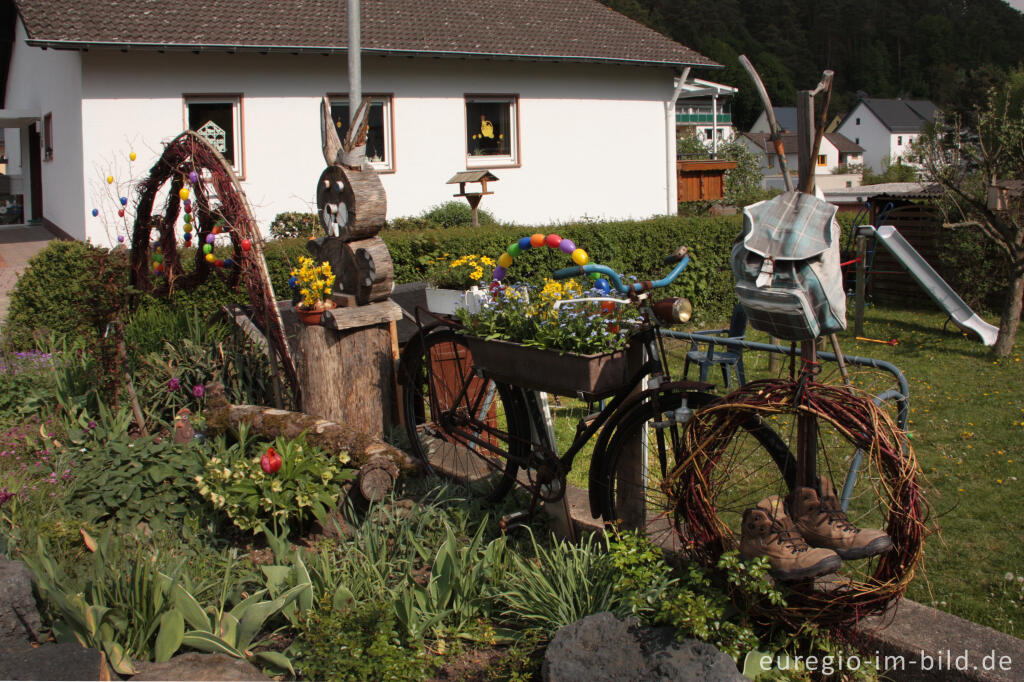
left=871, top=225, right=999, bottom=346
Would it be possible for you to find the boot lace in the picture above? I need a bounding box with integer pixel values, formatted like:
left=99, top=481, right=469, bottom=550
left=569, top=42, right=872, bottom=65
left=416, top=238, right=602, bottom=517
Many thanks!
left=769, top=518, right=808, bottom=552
left=815, top=498, right=859, bottom=533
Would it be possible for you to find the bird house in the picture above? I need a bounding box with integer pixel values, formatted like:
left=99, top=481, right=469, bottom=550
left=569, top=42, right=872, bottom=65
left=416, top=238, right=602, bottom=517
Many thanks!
left=447, top=170, right=499, bottom=226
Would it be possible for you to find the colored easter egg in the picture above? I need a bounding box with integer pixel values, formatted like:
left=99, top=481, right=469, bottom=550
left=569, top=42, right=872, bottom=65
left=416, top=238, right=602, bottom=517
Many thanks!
left=489, top=280, right=503, bottom=294
left=497, top=253, right=514, bottom=268
left=91, top=209, right=98, bottom=217
left=545, top=233, right=562, bottom=249
left=224, top=258, right=234, bottom=266
left=205, top=234, right=215, bottom=244
left=183, top=205, right=192, bottom=214
left=203, top=244, right=212, bottom=254
left=205, top=253, right=215, bottom=263
left=241, top=239, right=251, bottom=252
left=600, top=300, right=616, bottom=314
left=212, top=225, right=221, bottom=235
left=288, top=276, right=298, bottom=288
left=153, top=253, right=163, bottom=263
left=183, top=199, right=191, bottom=209
left=183, top=232, right=192, bottom=242
left=215, top=259, right=225, bottom=267
left=529, top=233, right=545, bottom=248
left=153, top=262, right=162, bottom=273
left=518, top=236, right=532, bottom=251
left=183, top=223, right=192, bottom=233
left=119, top=196, right=127, bottom=206
left=595, top=278, right=611, bottom=295
left=589, top=271, right=601, bottom=280
left=189, top=171, right=199, bottom=184
left=106, top=176, right=114, bottom=184
left=492, top=266, right=506, bottom=281
left=129, top=152, right=137, bottom=161
left=571, top=249, right=589, bottom=266
left=179, top=188, right=190, bottom=201
left=508, top=243, right=521, bottom=258
left=117, top=235, right=125, bottom=243
left=559, top=239, right=576, bottom=254
left=118, top=209, right=125, bottom=217
left=183, top=214, right=192, bottom=224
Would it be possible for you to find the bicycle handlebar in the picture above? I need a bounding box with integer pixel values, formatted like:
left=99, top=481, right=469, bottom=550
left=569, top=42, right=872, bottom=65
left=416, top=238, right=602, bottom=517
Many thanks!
left=552, top=253, right=691, bottom=294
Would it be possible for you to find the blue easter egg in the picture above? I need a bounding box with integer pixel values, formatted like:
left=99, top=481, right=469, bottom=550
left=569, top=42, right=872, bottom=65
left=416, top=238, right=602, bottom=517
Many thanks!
left=119, top=197, right=128, bottom=206
left=517, top=236, right=532, bottom=251
left=91, top=209, right=99, bottom=217
left=289, top=276, right=298, bottom=288
left=595, top=278, right=611, bottom=294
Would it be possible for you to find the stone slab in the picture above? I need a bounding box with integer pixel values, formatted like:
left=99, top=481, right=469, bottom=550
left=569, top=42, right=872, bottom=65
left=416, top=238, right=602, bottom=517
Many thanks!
left=0, top=642, right=112, bottom=681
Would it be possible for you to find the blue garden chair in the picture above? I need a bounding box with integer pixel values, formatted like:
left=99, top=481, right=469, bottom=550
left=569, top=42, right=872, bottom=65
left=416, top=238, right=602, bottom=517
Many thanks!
left=683, top=303, right=748, bottom=389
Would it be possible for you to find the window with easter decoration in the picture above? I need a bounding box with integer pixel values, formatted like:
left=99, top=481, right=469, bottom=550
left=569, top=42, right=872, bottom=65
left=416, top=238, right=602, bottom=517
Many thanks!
left=465, top=95, right=518, bottom=167
left=185, top=95, right=243, bottom=176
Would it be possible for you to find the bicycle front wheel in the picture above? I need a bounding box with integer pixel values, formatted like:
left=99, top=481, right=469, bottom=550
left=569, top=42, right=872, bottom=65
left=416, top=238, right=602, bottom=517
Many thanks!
left=399, top=328, right=528, bottom=502
left=593, top=389, right=794, bottom=544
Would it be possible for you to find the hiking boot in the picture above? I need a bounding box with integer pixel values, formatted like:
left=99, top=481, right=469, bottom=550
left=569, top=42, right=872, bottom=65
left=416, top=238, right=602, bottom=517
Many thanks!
left=739, top=496, right=842, bottom=581
left=788, top=477, right=893, bottom=560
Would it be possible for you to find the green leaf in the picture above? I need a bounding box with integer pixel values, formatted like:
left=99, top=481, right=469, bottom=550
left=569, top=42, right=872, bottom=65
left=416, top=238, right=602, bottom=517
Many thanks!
left=171, top=583, right=212, bottom=632
left=181, top=630, right=243, bottom=657
left=103, top=640, right=137, bottom=676
left=235, top=598, right=286, bottom=653
left=154, top=610, right=185, bottom=662
left=252, top=650, right=295, bottom=675
left=260, top=566, right=292, bottom=596
left=218, top=612, right=239, bottom=648
left=333, top=584, right=355, bottom=611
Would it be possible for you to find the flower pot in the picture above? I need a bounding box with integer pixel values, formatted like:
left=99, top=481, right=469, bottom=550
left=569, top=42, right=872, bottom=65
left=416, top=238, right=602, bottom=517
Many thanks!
left=294, top=300, right=337, bottom=325
left=463, top=337, right=644, bottom=400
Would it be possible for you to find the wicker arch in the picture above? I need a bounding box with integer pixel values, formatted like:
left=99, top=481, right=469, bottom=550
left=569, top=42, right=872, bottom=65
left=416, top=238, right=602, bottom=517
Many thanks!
left=128, top=130, right=299, bottom=403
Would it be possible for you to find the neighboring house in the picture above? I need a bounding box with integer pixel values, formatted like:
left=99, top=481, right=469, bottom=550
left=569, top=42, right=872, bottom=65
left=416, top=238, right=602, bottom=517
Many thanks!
left=749, top=106, right=799, bottom=134
left=835, top=98, right=939, bottom=173
left=675, top=77, right=738, bottom=152
left=738, top=132, right=864, bottom=191
left=1, top=0, right=716, bottom=245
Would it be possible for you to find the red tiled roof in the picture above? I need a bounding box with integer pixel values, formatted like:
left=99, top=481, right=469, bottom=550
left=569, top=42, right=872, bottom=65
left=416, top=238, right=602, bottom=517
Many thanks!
left=14, top=0, right=716, bottom=68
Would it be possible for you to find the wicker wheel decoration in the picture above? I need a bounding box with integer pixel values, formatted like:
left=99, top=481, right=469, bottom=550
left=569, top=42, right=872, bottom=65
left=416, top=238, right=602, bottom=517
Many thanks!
left=128, top=130, right=299, bottom=403
left=666, top=379, right=926, bottom=627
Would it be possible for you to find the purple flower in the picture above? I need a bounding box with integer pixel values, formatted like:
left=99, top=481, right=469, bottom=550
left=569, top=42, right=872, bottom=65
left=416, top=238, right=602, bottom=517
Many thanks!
left=168, top=377, right=181, bottom=391
left=0, top=488, right=13, bottom=505
left=192, top=385, right=205, bottom=398
left=87, top=421, right=97, bottom=430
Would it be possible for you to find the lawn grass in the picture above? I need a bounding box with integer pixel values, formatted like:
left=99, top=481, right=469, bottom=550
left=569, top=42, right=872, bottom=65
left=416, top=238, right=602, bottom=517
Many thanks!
left=730, top=303, right=1024, bottom=637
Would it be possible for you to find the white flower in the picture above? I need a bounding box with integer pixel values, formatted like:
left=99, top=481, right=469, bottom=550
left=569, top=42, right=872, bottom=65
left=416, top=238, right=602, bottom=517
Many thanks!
left=1005, top=572, right=1015, bottom=581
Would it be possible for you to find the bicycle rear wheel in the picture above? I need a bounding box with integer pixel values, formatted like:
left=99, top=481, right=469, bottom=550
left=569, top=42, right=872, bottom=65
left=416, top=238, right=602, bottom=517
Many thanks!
left=399, top=328, right=528, bottom=502
left=592, top=389, right=795, bottom=542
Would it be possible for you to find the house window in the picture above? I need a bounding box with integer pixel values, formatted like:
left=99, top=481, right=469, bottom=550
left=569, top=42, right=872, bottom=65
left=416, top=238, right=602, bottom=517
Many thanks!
left=465, top=95, right=518, bottom=166
left=42, top=113, right=53, bottom=161
left=185, top=95, right=243, bottom=175
left=897, top=135, right=903, bottom=146
left=855, top=137, right=859, bottom=144
left=767, top=154, right=775, bottom=168
left=855, top=117, right=860, bottom=125
left=330, top=95, right=394, bottom=171
left=817, top=154, right=827, bottom=167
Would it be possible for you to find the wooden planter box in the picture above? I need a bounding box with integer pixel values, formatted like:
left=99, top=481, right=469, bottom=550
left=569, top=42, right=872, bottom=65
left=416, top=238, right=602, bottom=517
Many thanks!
left=464, top=337, right=643, bottom=400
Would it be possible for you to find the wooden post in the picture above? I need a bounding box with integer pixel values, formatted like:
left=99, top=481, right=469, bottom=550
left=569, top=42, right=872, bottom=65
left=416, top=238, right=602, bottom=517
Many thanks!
left=795, top=89, right=818, bottom=489
left=796, top=91, right=816, bottom=194
left=297, top=301, right=403, bottom=439
left=855, top=234, right=867, bottom=337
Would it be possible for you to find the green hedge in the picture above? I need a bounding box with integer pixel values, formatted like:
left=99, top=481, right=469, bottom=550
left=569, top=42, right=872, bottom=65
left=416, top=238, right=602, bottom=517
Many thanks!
left=381, top=216, right=745, bottom=323
left=2, top=238, right=313, bottom=351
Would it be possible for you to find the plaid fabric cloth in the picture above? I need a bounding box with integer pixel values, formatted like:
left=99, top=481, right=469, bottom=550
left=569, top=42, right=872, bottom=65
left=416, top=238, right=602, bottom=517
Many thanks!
left=732, top=191, right=847, bottom=341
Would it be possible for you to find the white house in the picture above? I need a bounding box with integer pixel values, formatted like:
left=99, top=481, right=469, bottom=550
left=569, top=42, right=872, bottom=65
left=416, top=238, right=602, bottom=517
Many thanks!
left=749, top=106, right=800, bottom=135
left=835, top=98, right=939, bottom=173
left=675, top=77, right=738, bottom=152
left=1, top=0, right=717, bottom=245
left=738, top=131, right=864, bottom=191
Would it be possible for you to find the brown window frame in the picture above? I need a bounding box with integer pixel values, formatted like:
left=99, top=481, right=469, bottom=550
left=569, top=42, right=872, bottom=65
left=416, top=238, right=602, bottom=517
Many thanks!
left=464, top=94, right=521, bottom=169
left=183, top=94, right=245, bottom=179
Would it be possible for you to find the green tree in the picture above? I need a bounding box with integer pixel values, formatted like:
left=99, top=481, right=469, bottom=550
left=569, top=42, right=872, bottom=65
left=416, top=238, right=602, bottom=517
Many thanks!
left=863, top=156, right=920, bottom=184
left=912, top=79, right=1024, bottom=356
left=676, top=134, right=768, bottom=208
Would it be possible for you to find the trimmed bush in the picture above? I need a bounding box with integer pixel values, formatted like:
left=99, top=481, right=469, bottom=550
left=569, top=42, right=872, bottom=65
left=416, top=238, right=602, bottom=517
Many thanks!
left=387, top=200, right=496, bottom=231
left=270, top=212, right=323, bottom=240
left=382, top=215, right=745, bottom=323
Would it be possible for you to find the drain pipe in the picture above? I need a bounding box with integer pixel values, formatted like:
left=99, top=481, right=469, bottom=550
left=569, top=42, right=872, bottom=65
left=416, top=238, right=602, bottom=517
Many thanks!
left=666, top=67, right=690, bottom=214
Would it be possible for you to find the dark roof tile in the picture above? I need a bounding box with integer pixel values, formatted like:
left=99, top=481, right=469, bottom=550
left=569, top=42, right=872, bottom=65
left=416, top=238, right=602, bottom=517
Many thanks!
left=14, top=0, right=716, bottom=67
left=860, top=98, right=939, bottom=133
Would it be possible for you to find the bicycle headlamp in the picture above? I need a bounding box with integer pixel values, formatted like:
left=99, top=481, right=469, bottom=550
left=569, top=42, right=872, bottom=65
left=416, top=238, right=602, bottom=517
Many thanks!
left=652, top=297, right=693, bottom=324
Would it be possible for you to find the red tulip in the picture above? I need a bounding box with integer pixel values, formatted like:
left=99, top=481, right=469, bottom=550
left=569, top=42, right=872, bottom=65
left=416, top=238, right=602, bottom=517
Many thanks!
left=260, top=446, right=282, bottom=474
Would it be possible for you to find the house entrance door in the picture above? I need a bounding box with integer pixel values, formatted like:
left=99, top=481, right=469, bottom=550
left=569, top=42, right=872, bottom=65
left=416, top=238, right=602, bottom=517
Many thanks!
left=28, top=124, right=41, bottom=221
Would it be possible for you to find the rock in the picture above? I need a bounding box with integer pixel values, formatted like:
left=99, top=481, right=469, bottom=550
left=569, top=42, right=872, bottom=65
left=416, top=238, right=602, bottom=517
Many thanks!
left=0, top=559, right=42, bottom=647
left=131, top=653, right=269, bottom=681
left=542, top=612, right=744, bottom=682
left=0, top=642, right=113, bottom=681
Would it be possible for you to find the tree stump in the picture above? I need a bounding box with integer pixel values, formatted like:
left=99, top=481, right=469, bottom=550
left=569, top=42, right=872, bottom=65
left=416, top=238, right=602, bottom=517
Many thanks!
left=296, top=300, right=403, bottom=439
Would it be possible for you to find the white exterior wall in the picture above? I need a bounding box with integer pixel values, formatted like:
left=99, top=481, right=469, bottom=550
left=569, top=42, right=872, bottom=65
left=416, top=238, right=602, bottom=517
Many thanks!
left=738, top=136, right=861, bottom=191
left=72, top=51, right=674, bottom=245
left=836, top=103, right=891, bottom=173
left=4, top=19, right=84, bottom=236
left=890, top=132, right=919, bottom=167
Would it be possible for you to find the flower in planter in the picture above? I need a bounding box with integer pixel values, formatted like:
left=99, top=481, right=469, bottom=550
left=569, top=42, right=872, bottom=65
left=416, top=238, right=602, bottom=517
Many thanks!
left=290, top=256, right=336, bottom=309
left=456, top=277, right=641, bottom=355
left=423, top=253, right=496, bottom=289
